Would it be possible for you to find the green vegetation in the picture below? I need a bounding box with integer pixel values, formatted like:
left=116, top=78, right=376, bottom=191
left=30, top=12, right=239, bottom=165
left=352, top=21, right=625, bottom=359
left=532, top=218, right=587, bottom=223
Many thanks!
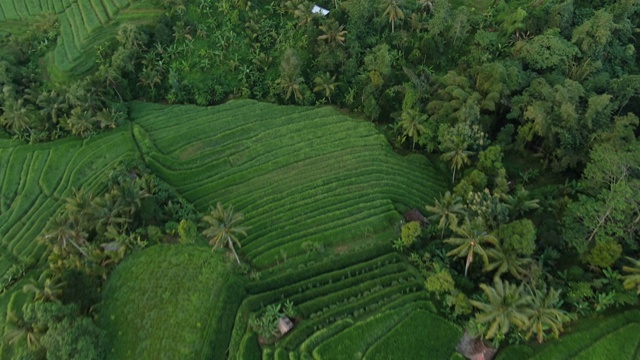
left=1, top=0, right=639, bottom=358
left=0, top=0, right=160, bottom=77
left=98, top=245, right=246, bottom=360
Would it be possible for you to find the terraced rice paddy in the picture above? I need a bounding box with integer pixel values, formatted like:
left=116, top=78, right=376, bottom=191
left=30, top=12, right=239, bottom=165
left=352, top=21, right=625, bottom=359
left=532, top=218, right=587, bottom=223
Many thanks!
left=1, top=100, right=454, bottom=359
left=496, top=309, right=640, bottom=360
left=0, top=0, right=160, bottom=77
left=0, top=127, right=138, bottom=356
left=131, top=100, right=448, bottom=268
left=2, top=99, right=638, bottom=359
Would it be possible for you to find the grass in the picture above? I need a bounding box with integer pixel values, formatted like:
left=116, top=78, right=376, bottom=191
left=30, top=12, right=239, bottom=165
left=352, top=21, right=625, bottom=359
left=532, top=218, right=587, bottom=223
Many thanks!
left=97, top=244, right=246, bottom=360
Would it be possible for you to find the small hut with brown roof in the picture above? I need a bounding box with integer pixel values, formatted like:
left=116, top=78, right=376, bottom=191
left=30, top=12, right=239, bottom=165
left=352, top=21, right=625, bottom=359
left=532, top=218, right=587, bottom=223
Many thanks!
left=277, top=317, right=295, bottom=336
left=455, top=331, right=497, bottom=360
left=403, top=208, right=429, bottom=227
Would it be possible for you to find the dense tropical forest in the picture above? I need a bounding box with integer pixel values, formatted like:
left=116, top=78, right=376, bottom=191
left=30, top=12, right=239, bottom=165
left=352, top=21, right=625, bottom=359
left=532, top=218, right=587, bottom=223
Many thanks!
left=0, top=0, right=639, bottom=358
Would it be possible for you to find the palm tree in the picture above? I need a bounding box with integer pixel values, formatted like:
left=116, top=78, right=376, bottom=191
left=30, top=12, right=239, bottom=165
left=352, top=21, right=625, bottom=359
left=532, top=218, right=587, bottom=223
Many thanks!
left=139, top=66, right=162, bottom=91
left=441, top=144, right=474, bottom=183
left=408, top=12, right=427, bottom=34
left=111, top=179, right=149, bottom=217
left=445, top=219, right=496, bottom=276
left=469, top=279, right=533, bottom=340
left=524, top=286, right=573, bottom=343
left=380, top=0, right=405, bottom=33
left=3, top=310, right=45, bottom=352
left=202, top=202, right=249, bottom=264
left=484, top=244, right=531, bottom=280
left=317, top=19, right=347, bottom=46
left=425, top=191, right=467, bottom=238
left=23, top=272, right=65, bottom=303
left=0, top=97, right=33, bottom=134
left=64, top=107, right=96, bottom=137
left=294, top=1, right=316, bottom=27
left=42, top=213, right=89, bottom=257
left=399, top=109, right=427, bottom=150
left=276, top=74, right=305, bottom=104
left=502, top=187, right=540, bottom=217
left=313, top=73, right=339, bottom=103
left=64, top=188, right=95, bottom=229
left=93, top=194, right=131, bottom=234
left=36, top=88, right=68, bottom=125
left=623, top=257, right=640, bottom=294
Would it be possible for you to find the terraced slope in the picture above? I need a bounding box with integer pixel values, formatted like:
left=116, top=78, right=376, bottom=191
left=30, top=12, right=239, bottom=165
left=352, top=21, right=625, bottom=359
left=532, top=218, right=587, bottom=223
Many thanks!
left=231, top=248, right=446, bottom=359
left=1, top=100, right=452, bottom=359
left=131, top=100, right=449, bottom=269
left=0, top=0, right=161, bottom=77
left=0, top=127, right=138, bottom=355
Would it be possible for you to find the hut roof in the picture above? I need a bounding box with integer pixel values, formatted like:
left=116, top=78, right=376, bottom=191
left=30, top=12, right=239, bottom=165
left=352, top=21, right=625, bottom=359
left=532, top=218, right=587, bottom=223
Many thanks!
left=403, top=208, right=429, bottom=226
left=456, top=331, right=497, bottom=360
left=278, top=317, right=295, bottom=336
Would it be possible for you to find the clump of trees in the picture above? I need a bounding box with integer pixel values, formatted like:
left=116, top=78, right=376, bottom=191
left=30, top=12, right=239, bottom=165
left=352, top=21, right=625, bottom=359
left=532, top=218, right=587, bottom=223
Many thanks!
left=248, top=300, right=297, bottom=342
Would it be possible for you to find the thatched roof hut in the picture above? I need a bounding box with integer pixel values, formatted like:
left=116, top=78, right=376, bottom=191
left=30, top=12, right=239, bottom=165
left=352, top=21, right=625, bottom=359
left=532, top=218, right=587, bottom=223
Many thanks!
left=456, top=331, right=497, bottom=360
left=403, top=208, right=429, bottom=226
left=277, top=317, right=295, bottom=336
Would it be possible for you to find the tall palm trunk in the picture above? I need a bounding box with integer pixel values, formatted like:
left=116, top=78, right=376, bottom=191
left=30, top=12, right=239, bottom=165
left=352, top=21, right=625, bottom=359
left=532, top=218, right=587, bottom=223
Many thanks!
left=227, top=237, right=241, bottom=264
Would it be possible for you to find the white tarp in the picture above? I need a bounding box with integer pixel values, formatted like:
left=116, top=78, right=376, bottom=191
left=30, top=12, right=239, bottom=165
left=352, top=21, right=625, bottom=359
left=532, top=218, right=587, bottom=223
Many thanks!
left=311, top=5, right=329, bottom=16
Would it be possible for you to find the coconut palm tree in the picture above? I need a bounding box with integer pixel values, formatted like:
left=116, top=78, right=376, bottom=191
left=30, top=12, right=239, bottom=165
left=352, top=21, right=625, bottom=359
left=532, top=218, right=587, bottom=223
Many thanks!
left=524, top=286, right=573, bottom=343
left=502, top=186, right=540, bottom=218
left=111, top=179, right=149, bottom=217
left=445, top=219, right=496, bottom=277
left=0, top=97, right=33, bottom=134
left=399, top=109, right=427, bottom=150
left=313, top=73, right=339, bottom=103
left=36, top=88, right=68, bottom=125
left=3, top=310, right=45, bottom=352
left=42, top=213, right=89, bottom=258
left=425, top=191, right=467, bottom=238
left=469, top=279, right=533, bottom=340
left=277, top=74, right=305, bottom=104
left=64, top=188, right=95, bottom=230
left=380, top=0, right=405, bottom=33
left=317, top=19, right=347, bottom=45
left=65, top=107, right=96, bottom=137
left=92, top=194, right=131, bottom=235
left=202, top=202, right=248, bottom=264
left=294, top=1, right=316, bottom=27
left=623, top=257, right=640, bottom=294
left=23, top=272, right=65, bottom=303
left=484, top=244, right=531, bottom=280
left=441, top=144, right=474, bottom=183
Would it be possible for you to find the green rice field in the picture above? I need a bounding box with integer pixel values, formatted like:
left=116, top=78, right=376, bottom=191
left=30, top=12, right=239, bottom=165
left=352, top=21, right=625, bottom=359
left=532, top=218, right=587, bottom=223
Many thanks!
left=0, top=127, right=138, bottom=358
left=0, top=0, right=161, bottom=77
left=0, top=100, right=454, bottom=359
left=2, top=99, right=635, bottom=359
